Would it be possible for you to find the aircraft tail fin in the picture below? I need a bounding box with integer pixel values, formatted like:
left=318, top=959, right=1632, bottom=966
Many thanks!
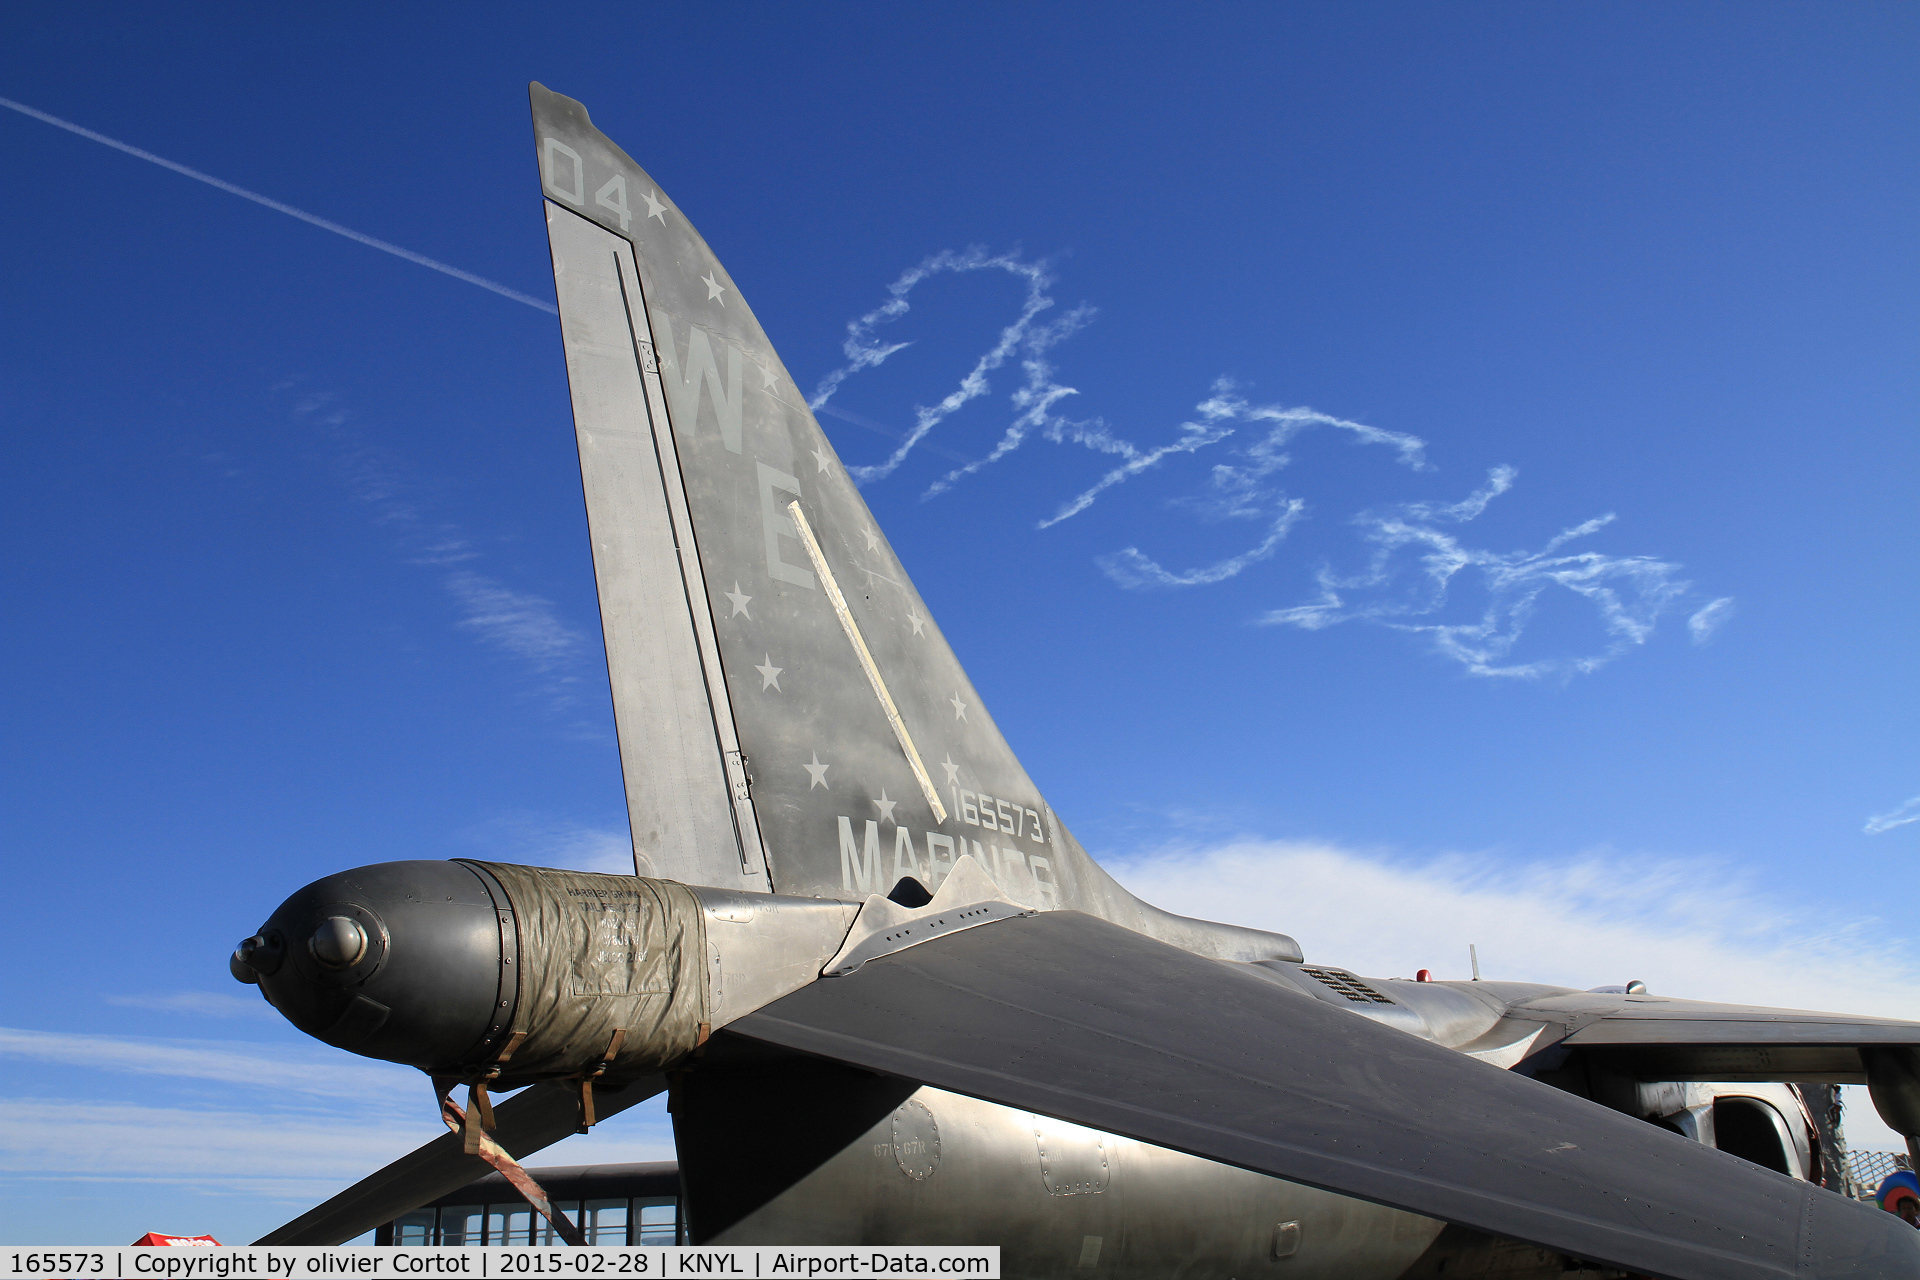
left=531, top=84, right=1298, bottom=963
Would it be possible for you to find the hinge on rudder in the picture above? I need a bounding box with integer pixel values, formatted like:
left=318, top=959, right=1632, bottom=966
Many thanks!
left=724, top=750, right=752, bottom=803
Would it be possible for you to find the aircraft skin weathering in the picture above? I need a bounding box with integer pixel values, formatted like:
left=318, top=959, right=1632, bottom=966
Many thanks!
left=226, top=84, right=1920, bottom=1279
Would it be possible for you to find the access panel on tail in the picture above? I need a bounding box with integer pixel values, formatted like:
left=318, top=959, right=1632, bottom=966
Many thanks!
left=532, top=84, right=1297, bottom=963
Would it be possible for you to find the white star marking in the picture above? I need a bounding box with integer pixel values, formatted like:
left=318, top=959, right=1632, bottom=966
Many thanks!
left=940, top=755, right=960, bottom=785
left=875, top=790, right=897, bottom=824
left=949, top=693, right=968, bottom=721
left=862, top=528, right=879, bottom=552
left=724, top=582, right=752, bottom=618
left=641, top=190, right=667, bottom=222
left=907, top=610, right=927, bottom=637
left=701, top=271, right=726, bottom=304
left=755, top=654, right=783, bottom=691
left=759, top=363, right=777, bottom=389
left=804, top=752, right=830, bottom=789
left=812, top=444, right=832, bottom=473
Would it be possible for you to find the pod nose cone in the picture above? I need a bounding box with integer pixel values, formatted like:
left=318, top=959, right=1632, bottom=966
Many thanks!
left=228, top=931, right=285, bottom=984
left=310, top=916, right=369, bottom=969
left=237, top=860, right=516, bottom=1073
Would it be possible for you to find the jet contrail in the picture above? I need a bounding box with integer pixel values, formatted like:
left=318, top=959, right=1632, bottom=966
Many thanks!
left=0, top=96, right=558, bottom=315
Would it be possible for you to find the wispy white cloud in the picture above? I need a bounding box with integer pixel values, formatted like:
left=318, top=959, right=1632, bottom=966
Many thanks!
left=927, top=303, right=1095, bottom=499
left=1098, top=502, right=1307, bottom=587
left=810, top=248, right=1094, bottom=490
left=1258, top=468, right=1694, bottom=679
left=0, top=1094, right=675, bottom=1207
left=0, top=1027, right=417, bottom=1101
left=0, top=1020, right=670, bottom=1217
left=1036, top=413, right=1238, bottom=528
left=1110, top=838, right=1920, bottom=1018
left=0, top=1098, right=425, bottom=1199
left=1865, top=795, right=1920, bottom=836
left=281, top=389, right=590, bottom=708
left=813, top=403, right=973, bottom=467
left=102, top=991, right=276, bottom=1020
left=1688, top=597, right=1735, bottom=644
left=444, top=573, right=583, bottom=672
left=821, top=255, right=1720, bottom=681
left=1079, top=381, right=1430, bottom=583
left=544, top=829, right=634, bottom=874
left=408, top=537, right=480, bottom=567
left=1123, top=382, right=1428, bottom=529
left=462, top=813, right=634, bottom=874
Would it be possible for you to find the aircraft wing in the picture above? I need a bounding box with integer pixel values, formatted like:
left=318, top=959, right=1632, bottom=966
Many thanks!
left=725, top=911, right=1920, bottom=1280
left=1505, top=990, right=1920, bottom=1082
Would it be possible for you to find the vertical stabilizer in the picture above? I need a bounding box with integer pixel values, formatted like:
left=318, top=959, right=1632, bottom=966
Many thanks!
left=532, top=85, right=1298, bottom=963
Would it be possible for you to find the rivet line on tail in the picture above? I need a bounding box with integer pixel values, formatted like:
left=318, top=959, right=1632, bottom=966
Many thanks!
left=787, top=500, right=948, bottom=823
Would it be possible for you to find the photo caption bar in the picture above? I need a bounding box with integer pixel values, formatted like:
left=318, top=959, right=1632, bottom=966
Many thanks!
left=4, top=1249, right=999, bottom=1280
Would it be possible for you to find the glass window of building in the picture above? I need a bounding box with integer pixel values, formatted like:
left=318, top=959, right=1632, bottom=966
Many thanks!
left=635, top=1198, right=678, bottom=1246
left=535, top=1202, right=582, bottom=1245
left=438, top=1206, right=482, bottom=1246
left=393, top=1211, right=435, bottom=1246
left=581, top=1199, right=629, bottom=1245
left=487, top=1205, right=533, bottom=1245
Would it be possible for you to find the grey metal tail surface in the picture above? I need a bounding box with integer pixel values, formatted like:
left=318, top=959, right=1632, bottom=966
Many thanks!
left=531, top=83, right=1296, bottom=964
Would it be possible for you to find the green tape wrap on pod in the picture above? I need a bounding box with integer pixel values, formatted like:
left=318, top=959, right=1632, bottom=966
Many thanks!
left=466, top=863, right=708, bottom=1081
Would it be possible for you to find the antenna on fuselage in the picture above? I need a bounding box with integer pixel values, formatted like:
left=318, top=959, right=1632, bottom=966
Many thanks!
left=1469, top=944, right=1481, bottom=981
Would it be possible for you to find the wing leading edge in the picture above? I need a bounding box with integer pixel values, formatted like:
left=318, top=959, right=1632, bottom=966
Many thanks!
left=725, top=911, right=1920, bottom=1280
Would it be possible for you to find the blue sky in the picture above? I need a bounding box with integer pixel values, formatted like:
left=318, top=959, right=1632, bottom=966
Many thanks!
left=2, top=0, right=1915, bottom=1245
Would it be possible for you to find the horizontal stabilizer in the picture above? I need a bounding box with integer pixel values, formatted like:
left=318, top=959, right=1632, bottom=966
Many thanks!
left=726, top=912, right=1918, bottom=1280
